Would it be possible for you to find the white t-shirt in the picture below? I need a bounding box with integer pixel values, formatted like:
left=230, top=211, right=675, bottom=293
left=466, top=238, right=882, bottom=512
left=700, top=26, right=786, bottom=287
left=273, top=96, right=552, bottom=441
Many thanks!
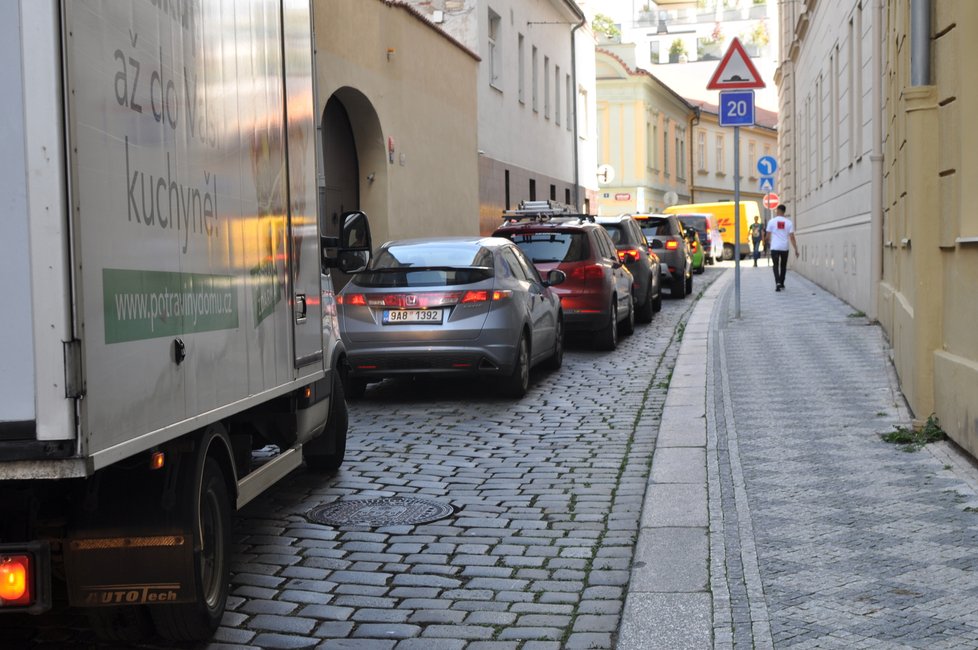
left=766, top=216, right=794, bottom=251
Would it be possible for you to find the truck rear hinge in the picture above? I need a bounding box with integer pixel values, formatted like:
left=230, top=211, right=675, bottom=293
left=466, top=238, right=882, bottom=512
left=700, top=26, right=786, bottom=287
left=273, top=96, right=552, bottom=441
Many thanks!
left=63, top=339, right=84, bottom=399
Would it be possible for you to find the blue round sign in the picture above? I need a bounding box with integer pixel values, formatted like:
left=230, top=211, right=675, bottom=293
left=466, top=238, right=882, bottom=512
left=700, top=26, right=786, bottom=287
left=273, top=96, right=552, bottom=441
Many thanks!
left=757, top=155, right=778, bottom=176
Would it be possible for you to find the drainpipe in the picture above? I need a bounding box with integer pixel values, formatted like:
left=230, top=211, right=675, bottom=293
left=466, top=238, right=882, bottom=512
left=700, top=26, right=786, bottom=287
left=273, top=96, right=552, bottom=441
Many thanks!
left=911, top=0, right=931, bottom=86
left=869, top=0, right=884, bottom=321
left=571, top=12, right=586, bottom=210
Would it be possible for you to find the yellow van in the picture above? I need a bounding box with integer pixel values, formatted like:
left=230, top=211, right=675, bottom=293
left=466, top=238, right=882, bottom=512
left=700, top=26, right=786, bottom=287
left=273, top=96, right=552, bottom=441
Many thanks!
left=664, top=201, right=759, bottom=261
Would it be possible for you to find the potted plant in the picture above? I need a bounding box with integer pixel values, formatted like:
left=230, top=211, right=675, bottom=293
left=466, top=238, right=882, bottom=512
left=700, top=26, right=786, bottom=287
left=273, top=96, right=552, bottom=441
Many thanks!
left=668, top=38, right=687, bottom=63
left=697, top=22, right=723, bottom=60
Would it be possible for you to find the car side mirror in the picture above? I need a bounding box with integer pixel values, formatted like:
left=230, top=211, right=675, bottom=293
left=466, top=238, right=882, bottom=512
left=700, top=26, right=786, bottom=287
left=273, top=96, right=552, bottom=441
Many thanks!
left=544, top=269, right=566, bottom=287
left=327, top=210, right=372, bottom=273
left=719, top=227, right=726, bottom=233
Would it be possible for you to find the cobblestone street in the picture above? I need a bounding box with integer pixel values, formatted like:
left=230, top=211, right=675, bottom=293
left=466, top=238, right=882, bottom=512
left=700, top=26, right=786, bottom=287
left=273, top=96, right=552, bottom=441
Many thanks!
left=8, top=265, right=978, bottom=649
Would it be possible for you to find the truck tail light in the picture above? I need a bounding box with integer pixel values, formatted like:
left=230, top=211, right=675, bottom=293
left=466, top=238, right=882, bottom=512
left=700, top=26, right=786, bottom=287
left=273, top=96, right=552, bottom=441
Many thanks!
left=0, top=555, right=31, bottom=606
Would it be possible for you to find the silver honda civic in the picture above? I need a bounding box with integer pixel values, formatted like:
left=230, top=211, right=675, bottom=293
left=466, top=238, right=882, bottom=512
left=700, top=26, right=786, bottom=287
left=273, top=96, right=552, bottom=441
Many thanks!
left=337, top=237, right=565, bottom=399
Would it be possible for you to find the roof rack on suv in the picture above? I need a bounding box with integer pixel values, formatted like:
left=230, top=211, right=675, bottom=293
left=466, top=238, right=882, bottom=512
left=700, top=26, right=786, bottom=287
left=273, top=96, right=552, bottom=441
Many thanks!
left=502, top=200, right=595, bottom=223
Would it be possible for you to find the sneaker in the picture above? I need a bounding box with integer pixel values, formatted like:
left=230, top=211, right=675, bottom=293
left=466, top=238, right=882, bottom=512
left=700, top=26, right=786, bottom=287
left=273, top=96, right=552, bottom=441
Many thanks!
left=775, top=285, right=781, bottom=292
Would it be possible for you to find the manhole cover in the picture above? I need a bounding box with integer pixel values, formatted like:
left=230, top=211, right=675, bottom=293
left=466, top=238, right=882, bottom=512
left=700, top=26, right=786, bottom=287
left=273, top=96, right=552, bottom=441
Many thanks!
left=306, top=496, right=456, bottom=527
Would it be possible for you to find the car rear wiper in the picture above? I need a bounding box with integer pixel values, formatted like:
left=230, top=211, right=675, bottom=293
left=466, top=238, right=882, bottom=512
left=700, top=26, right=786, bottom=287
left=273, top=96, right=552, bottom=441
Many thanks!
left=365, top=266, right=492, bottom=273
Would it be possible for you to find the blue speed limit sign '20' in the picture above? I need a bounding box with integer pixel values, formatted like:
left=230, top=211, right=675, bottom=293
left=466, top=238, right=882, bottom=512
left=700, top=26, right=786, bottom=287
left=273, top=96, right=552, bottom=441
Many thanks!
left=718, top=90, right=755, bottom=127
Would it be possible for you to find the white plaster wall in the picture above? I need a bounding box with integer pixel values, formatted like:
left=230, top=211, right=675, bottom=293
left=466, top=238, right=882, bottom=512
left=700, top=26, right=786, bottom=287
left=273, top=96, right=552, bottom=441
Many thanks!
left=780, top=0, right=877, bottom=314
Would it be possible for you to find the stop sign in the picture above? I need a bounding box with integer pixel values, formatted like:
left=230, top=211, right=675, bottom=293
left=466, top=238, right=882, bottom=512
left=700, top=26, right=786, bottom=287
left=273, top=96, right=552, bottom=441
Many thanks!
left=762, top=193, right=780, bottom=209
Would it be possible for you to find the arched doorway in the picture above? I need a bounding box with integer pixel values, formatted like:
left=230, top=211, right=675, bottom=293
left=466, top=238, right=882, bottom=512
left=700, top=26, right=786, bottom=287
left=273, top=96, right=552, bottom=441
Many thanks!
left=320, top=88, right=387, bottom=247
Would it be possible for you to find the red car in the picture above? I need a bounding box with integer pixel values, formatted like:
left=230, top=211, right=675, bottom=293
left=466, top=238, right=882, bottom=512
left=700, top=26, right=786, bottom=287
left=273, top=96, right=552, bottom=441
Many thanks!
left=493, top=201, right=635, bottom=350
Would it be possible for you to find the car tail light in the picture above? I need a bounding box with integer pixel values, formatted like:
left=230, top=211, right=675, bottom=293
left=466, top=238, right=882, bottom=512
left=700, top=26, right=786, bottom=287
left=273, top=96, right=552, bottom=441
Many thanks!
left=665, top=240, right=679, bottom=251
left=691, top=241, right=699, bottom=253
left=617, top=248, right=641, bottom=262
left=338, top=294, right=367, bottom=306
left=0, top=555, right=31, bottom=606
left=459, top=290, right=511, bottom=303
left=569, top=265, right=605, bottom=281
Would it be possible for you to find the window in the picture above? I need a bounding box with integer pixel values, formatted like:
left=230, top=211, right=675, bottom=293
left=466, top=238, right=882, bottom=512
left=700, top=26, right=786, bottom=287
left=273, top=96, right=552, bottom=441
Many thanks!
left=715, top=133, right=725, bottom=173
left=651, top=123, right=658, bottom=171
left=650, top=41, right=660, bottom=64
left=697, top=132, right=706, bottom=171
left=532, top=47, right=538, bottom=112
left=529, top=178, right=536, bottom=200
left=748, top=141, right=757, bottom=176
left=663, top=120, right=670, bottom=175
left=544, top=56, right=551, bottom=119
left=550, top=184, right=556, bottom=200
left=676, top=129, right=686, bottom=181
left=646, top=114, right=654, bottom=171
left=555, top=65, right=561, bottom=125
left=577, top=86, right=589, bottom=137
left=488, top=8, right=501, bottom=88
left=518, top=34, right=525, bottom=104
left=566, top=74, right=573, bottom=131
left=505, top=170, right=511, bottom=210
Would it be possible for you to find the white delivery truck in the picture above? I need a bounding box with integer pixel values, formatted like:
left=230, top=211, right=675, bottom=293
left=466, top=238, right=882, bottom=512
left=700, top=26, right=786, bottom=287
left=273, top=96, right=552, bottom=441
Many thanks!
left=0, top=0, right=370, bottom=641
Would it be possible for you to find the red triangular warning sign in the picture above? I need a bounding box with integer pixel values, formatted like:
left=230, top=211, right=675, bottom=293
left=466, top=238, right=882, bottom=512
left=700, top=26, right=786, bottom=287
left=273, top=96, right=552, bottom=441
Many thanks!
left=706, top=37, right=766, bottom=90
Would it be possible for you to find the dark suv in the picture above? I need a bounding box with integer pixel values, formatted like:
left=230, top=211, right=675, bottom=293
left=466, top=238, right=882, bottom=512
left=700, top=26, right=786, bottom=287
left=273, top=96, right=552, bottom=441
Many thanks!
left=629, top=214, right=692, bottom=299
left=595, top=215, right=662, bottom=322
left=494, top=201, right=635, bottom=350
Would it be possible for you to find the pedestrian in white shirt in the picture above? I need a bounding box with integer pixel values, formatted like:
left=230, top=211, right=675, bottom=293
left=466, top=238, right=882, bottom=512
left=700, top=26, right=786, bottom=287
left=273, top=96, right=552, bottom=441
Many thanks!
left=765, top=204, right=799, bottom=291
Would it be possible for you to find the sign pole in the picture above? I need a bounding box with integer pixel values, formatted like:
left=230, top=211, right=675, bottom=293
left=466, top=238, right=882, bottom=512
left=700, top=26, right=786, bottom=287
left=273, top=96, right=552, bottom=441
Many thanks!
left=733, top=126, right=741, bottom=318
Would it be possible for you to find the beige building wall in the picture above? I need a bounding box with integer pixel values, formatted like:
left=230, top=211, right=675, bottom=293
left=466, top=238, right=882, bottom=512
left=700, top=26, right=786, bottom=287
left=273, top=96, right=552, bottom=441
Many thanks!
left=688, top=108, right=776, bottom=217
left=594, top=47, right=695, bottom=216
left=314, top=0, right=480, bottom=245
left=878, top=1, right=978, bottom=458
left=402, top=0, right=593, bottom=234
left=776, top=0, right=879, bottom=317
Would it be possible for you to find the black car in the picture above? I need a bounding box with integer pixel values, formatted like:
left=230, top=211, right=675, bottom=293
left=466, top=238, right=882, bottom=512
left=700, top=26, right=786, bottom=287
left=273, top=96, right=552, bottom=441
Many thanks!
left=595, top=215, right=662, bottom=322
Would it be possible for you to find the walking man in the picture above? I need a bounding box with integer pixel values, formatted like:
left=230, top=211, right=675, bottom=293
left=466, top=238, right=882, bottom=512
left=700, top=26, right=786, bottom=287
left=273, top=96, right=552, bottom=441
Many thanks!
left=749, top=216, right=764, bottom=267
left=765, top=204, right=799, bottom=291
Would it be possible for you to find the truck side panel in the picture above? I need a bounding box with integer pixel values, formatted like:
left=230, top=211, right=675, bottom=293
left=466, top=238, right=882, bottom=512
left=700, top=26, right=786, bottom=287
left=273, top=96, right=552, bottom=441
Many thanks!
left=63, top=1, right=311, bottom=465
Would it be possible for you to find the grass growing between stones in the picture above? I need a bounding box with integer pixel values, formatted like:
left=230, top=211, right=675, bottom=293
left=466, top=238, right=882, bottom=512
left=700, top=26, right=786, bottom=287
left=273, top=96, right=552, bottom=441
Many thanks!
left=880, top=415, right=946, bottom=452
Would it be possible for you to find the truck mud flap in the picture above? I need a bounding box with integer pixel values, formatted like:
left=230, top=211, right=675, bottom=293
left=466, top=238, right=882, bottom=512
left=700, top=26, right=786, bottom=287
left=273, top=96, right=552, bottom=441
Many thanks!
left=63, top=533, right=197, bottom=608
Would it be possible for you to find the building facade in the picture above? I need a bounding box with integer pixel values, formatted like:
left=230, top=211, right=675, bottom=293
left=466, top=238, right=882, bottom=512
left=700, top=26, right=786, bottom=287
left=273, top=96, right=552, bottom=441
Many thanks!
left=780, top=0, right=978, bottom=459
left=594, top=45, right=696, bottom=215
left=686, top=100, right=777, bottom=216
left=401, top=0, right=597, bottom=233
left=776, top=0, right=880, bottom=318
left=879, top=1, right=978, bottom=458
left=314, top=0, right=480, bottom=247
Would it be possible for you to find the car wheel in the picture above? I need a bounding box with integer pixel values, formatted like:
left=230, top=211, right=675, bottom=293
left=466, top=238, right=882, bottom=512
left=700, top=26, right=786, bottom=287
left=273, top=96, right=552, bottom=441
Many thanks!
left=544, top=316, right=564, bottom=371
left=500, top=333, right=530, bottom=398
left=722, top=244, right=735, bottom=261
left=695, top=259, right=705, bottom=274
left=597, top=302, right=618, bottom=351
left=672, top=273, right=687, bottom=299
left=619, top=298, right=635, bottom=336
left=635, top=282, right=654, bottom=323
left=685, top=272, right=693, bottom=295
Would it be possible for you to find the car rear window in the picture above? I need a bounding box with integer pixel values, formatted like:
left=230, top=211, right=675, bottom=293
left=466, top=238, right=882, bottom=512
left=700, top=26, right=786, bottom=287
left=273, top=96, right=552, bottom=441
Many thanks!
left=678, top=216, right=707, bottom=232
left=504, top=231, right=589, bottom=263
left=637, top=218, right=673, bottom=238
left=354, top=243, right=494, bottom=287
left=599, top=223, right=626, bottom=245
